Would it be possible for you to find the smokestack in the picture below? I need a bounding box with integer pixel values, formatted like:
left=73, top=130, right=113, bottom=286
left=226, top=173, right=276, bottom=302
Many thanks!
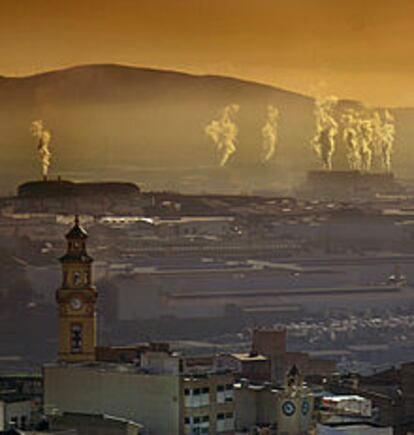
left=261, top=105, right=279, bottom=163
left=31, top=120, right=52, bottom=180
left=205, top=104, right=240, bottom=167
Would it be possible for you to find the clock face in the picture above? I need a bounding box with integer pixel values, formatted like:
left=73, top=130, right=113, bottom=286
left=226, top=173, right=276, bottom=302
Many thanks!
left=301, top=399, right=310, bottom=415
left=70, top=298, right=83, bottom=310
left=282, top=400, right=296, bottom=417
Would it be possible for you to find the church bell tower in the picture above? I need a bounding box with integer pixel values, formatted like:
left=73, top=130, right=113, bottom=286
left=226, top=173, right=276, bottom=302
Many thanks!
left=56, top=216, right=97, bottom=362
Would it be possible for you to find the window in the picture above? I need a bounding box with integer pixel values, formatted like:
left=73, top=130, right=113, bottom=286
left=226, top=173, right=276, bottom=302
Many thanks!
left=217, top=412, right=234, bottom=432
left=217, top=383, right=233, bottom=404
left=73, top=272, right=81, bottom=286
left=185, top=386, right=210, bottom=408
left=71, top=324, right=83, bottom=353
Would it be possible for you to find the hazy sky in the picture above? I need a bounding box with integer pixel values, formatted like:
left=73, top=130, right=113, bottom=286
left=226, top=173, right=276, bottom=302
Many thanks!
left=1, top=0, right=413, bottom=106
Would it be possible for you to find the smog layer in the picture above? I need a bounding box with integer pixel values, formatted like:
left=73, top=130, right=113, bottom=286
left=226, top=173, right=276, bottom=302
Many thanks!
left=0, top=64, right=413, bottom=193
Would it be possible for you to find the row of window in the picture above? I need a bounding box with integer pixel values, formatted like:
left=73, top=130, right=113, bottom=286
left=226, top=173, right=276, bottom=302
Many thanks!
left=184, top=428, right=209, bottom=435
left=9, top=415, right=29, bottom=430
left=184, top=384, right=234, bottom=395
left=217, top=412, right=234, bottom=420
left=184, top=387, right=210, bottom=396
left=184, top=415, right=210, bottom=425
left=184, top=412, right=234, bottom=434
left=217, top=384, right=234, bottom=392
left=184, top=394, right=234, bottom=408
left=184, top=413, right=234, bottom=424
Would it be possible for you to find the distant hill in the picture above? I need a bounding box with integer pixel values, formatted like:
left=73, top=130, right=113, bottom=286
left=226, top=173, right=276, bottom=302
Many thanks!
left=0, top=64, right=412, bottom=193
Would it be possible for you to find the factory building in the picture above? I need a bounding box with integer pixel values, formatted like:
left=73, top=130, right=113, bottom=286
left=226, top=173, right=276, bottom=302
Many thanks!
left=302, top=170, right=402, bottom=200
left=13, top=179, right=145, bottom=215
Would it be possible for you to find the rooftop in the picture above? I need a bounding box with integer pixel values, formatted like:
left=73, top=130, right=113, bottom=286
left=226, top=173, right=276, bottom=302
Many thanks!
left=231, top=353, right=268, bottom=362
left=65, top=216, right=88, bottom=240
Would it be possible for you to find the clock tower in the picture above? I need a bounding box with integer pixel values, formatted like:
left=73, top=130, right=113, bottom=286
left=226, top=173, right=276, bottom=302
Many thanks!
left=56, top=216, right=97, bottom=362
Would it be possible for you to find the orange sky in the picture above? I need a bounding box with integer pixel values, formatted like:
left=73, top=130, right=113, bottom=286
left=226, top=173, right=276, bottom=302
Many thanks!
left=1, top=0, right=414, bottom=106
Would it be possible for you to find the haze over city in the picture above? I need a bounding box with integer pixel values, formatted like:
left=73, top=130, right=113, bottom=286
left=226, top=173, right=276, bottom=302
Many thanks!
left=0, top=2, right=414, bottom=434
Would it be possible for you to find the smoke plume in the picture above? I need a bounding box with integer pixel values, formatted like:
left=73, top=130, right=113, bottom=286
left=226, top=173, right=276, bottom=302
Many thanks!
left=31, top=120, right=52, bottom=179
left=341, top=109, right=395, bottom=172
left=341, top=110, right=360, bottom=170
left=205, top=104, right=240, bottom=167
left=311, top=96, right=338, bottom=170
left=375, top=110, right=395, bottom=172
left=358, top=119, right=374, bottom=172
left=261, top=105, right=279, bottom=163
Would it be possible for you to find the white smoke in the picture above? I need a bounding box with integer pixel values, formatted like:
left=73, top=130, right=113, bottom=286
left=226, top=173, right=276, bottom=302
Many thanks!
left=205, top=104, right=240, bottom=167
left=358, top=119, right=374, bottom=172
left=31, top=120, right=52, bottom=179
left=311, top=96, right=338, bottom=171
left=341, top=109, right=395, bottom=172
left=342, top=110, right=360, bottom=170
left=375, top=110, right=395, bottom=172
left=261, top=105, right=279, bottom=163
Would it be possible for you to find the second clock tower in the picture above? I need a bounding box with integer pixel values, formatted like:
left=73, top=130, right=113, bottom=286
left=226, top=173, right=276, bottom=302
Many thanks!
left=56, top=216, right=97, bottom=362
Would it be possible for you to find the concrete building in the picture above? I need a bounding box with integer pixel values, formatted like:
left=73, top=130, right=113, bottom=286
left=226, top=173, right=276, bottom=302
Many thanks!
left=316, top=424, right=393, bottom=434
left=49, top=412, right=144, bottom=435
left=320, top=395, right=372, bottom=419
left=401, top=361, right=414, bottom=428
left=234, top=366, right=315, bottom=435
left=220, top=329, right=336, bottom=386
left=0, top=396, right=32, bottom=431
left=44, top=348, right=235, bottom=435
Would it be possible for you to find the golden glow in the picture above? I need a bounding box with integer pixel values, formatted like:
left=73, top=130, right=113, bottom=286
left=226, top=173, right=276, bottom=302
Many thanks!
left=1, top=0, right=414, bottom=106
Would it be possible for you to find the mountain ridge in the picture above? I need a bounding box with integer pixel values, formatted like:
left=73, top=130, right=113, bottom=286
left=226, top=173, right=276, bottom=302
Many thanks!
left=0, top=63, right=312, bottom=101
left=0, top=63, right=412, bottom=193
